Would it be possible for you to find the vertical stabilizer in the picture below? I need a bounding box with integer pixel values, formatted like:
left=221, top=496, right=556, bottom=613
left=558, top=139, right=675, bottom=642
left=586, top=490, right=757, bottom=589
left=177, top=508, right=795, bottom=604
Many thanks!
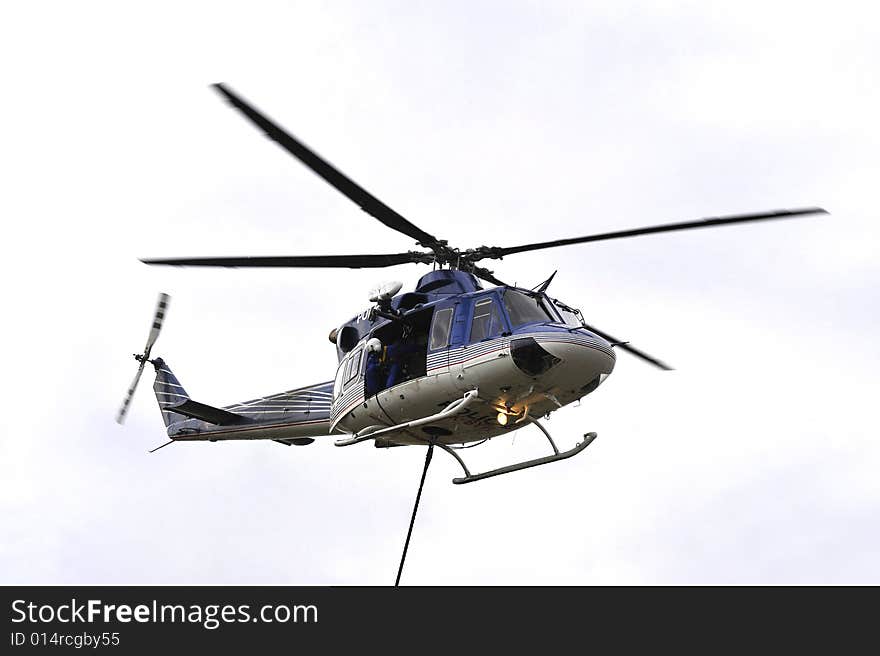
left=151, top=357, right=190, bottom=428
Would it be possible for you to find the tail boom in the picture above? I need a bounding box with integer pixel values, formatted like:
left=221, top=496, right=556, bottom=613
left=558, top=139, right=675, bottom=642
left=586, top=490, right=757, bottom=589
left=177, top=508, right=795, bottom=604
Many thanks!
left=151, top=359, right=334, bottom=442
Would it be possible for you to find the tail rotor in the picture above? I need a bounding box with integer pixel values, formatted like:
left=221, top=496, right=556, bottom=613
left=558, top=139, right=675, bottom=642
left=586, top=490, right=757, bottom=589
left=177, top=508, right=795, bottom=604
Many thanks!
left=116, top=293, right=170, bottom=424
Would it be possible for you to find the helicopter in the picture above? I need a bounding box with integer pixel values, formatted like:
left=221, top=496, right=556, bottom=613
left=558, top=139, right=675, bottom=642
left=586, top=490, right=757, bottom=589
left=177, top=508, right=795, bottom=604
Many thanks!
left=118, top=83, right=827, bottom=488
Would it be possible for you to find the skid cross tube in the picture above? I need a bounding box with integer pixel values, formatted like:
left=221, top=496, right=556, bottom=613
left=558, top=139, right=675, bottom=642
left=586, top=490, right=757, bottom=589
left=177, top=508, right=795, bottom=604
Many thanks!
left=437, top=423, right=598, bottom=484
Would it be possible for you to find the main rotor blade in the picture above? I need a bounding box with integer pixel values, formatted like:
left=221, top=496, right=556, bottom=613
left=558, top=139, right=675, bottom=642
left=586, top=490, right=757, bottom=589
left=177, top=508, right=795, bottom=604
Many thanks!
left=581, top=322, right=673, bottom=371
left=474, top=207, right=828, bottom=260
left=471, top=266, right=508, bottom=287
left=212, top=83, right=442, bottom=249
left=141, top=252, right=430, bottom=269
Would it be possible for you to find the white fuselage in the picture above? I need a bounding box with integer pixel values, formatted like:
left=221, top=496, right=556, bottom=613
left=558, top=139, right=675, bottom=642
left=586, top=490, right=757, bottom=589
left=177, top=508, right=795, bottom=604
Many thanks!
left=331, top=328, right=615, bottom=445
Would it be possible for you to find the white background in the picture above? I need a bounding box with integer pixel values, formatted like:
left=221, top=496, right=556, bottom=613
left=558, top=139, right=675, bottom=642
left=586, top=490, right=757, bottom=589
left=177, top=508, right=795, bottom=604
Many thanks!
left=2, top=0, right=878, bottom=584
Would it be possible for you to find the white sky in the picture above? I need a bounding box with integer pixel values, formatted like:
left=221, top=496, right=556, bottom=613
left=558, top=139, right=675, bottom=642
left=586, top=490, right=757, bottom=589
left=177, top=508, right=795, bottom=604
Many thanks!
left=1, top=0, right=878, bottom=584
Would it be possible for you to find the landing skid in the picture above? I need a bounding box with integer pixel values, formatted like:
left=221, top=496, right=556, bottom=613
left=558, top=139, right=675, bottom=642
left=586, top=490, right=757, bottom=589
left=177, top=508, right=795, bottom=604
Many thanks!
left=437, top=421, right=597, bottom=485
left=337, top=388, right=597, bottom=485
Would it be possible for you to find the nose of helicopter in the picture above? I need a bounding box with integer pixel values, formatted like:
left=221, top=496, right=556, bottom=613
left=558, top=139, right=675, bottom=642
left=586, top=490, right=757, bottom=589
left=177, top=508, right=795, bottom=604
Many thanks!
left=543, top=334, right=615, bottom=369
left=518, top=330, right=616, bottom=391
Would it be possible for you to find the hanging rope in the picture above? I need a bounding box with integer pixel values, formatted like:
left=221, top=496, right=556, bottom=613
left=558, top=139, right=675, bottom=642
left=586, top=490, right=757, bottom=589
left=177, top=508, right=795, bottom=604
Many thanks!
left=395, top=443, right=434, bottom=586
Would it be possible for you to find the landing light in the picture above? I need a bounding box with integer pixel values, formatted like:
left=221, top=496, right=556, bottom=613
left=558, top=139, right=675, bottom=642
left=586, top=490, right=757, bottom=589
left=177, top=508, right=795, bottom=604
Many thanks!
left=496, top=412, right=508, bottom=426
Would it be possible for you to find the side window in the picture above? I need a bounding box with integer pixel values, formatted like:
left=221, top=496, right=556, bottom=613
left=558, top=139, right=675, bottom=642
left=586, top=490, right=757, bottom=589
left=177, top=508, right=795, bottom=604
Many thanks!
left=429, top=308, right=454, bottom=350
left=344, top=348, right=362, bottom=386
left=470, top=298, right=504, bottom=342
left=333, top=360, right=346, bottom=399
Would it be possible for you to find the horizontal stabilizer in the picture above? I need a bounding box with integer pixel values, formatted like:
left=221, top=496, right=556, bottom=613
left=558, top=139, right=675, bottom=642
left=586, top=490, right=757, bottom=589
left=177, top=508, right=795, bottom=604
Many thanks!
left=168, top=399, right=250, bottom=426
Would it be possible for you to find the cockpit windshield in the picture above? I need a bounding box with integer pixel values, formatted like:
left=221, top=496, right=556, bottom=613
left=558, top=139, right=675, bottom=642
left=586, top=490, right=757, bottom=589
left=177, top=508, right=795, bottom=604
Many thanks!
left=552, top=299, right=583, bottom=328
left=503, top=289, right=557, bottom=328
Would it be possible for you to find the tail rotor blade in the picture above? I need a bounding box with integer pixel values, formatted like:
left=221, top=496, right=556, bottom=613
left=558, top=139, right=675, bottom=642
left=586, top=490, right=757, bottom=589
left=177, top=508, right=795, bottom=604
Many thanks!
left=116, top=358, right=147, bottom=425
left=145, top=293, right=170, bottom=351
left=117, top=292, right=171, bottom=425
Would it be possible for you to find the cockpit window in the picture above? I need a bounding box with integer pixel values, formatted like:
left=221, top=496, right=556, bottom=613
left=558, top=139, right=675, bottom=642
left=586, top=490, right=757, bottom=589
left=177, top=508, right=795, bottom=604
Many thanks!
left=503, top=290, right=556, bottom=328
left=552, top=299, right=583, bottom=328
left=558, top=308, right=581, bottom=327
